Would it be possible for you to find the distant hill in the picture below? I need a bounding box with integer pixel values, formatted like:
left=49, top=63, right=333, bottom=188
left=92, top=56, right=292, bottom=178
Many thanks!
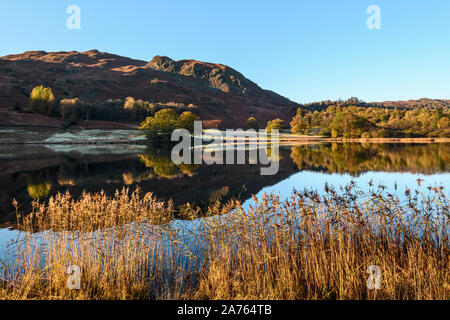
left=301, top=97, right=450, bottom=111
left=370, top=98, right=450, bottom=110
left=0, top=50, right=298, bottom=128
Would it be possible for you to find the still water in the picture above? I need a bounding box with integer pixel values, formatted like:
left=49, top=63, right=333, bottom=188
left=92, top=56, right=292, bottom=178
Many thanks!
left=0, top=142, right=449, bottom=244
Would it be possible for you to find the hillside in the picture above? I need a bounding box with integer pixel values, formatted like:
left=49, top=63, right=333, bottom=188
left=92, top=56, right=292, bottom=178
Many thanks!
left=301, top=97, right=450, bottom=111
left=0, top=50, right=298, bottom=128
left=370, top=98, right=450, bottom=110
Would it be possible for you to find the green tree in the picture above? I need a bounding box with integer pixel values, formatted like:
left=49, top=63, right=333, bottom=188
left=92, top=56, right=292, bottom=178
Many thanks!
left=246, top=117, right=259, bottom=130
left=139, top=108, right=178, bottom=134
left=29, top=85, right=57, bottom=115
left=140, top=109, right=200, bottom=146
left=266, top=119, right=284, bottom=133
left=330, top=112, right=371, bottom=138
left=290, top=109, right=310, bottom=134
left=177, top=111, right=200, bottom=133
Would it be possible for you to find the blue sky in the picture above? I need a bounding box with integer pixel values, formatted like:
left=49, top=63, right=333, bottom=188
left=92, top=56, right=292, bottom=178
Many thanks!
left=1, top=0, right=449, bottom=103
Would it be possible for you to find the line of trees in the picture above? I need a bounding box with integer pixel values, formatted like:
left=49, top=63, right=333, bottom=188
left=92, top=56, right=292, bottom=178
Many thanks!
left=28, top=86, right=450, bottom=138
left=298, top=97, right=450, bottom=112
left=28, top=86, right=199, bottom=127
left=290, top=105, right=450, bottom=138
left=245, top=117, right=286, bottom=133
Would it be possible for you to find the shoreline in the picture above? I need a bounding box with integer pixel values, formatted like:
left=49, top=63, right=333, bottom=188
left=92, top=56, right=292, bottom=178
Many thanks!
left=1, top=137, right=450, bottom=145
left=0, top=125, right=449, bottom=145
left=301, top=137, right=450, bottom=143
left=3, top=138, right=450, bottom=145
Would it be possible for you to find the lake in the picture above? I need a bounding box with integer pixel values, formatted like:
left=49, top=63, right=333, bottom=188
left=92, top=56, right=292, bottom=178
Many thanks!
left=0, top=142, right=449, bottom=244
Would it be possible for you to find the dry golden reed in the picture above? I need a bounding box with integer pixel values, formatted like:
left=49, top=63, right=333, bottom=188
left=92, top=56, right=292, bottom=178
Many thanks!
left=0, top=183, right=448, bottom=300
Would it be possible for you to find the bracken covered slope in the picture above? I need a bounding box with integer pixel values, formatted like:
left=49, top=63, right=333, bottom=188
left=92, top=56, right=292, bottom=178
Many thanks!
left=0, top=50, right=298, bottom=128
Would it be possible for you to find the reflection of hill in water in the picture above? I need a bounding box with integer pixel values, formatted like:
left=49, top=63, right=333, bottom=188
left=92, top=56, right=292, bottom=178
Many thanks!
left=0, top=143, right=448, bottom=226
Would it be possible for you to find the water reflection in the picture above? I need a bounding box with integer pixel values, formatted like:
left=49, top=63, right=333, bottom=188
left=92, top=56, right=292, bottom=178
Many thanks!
left=290, top=143, right=449, bottom=175
left=137, top=152, right=200, bottom=179
left=0, top=142, right=448, bottom=227
left=26, top=171, right=53, bottom=199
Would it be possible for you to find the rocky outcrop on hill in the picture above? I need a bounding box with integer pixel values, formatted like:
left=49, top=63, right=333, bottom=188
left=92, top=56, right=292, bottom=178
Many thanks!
left=146, top=56, right=261, bottom=96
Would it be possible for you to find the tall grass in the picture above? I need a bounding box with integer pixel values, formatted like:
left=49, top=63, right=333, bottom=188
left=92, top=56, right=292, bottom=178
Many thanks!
left=0, top=183, right=448, bottom=300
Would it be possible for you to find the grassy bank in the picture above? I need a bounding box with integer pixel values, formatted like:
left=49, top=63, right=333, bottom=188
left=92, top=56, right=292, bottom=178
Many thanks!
left=0, top=184, right=448, bottom=300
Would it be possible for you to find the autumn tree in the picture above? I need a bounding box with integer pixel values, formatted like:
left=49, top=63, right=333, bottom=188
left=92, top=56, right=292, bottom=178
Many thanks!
left=266, top=119, right=284, bottom=133
left=290, top=109, right=311, bottom=134
left=139, top=109, right=200, bottom=145
left=330, top=112, right=371, bottom=138
left=123, top=97, right=136, bottom=110
left=29, top=85, right=57, bottom=115
left=437, top=117, right=449, bottom=129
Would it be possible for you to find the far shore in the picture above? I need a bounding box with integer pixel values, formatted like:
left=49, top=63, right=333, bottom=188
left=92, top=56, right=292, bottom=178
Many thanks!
left=0, top=125, right=449, bottom=145
left=279, top=135, right=450, bottom=144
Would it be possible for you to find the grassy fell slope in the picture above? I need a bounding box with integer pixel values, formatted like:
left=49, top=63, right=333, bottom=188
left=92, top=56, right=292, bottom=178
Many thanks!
left=0, top=50, right=298, bottom=128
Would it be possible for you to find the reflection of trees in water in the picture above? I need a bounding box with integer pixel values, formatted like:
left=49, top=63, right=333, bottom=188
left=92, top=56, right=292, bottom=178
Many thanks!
left=122, top=171, right=154, bottom=185
left=178, top=163, right=200, bottom=177
left=264, top=147, right=284, bottom=162
left=23, top=144, right=449, bottom=199
left=19, top=143, right=449, bottom=211
left=290, top=143, right=450, bottom=175
left=55, top=157, right=157, bottom=186
left=26, top=170, right=53, bottom=199
left=138, top=153, right=179, bottom=178
left=25, top=149, right=202, bottom=196
left=57, top=162, right=82, bottom=186
left=137, top=150, right=200, bottom=179
left=208, top=186, right=230, bottom=203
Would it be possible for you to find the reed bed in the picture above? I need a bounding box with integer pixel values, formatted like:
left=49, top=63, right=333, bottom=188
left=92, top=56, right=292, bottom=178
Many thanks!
left=0, top=183, right=448, bottom=300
